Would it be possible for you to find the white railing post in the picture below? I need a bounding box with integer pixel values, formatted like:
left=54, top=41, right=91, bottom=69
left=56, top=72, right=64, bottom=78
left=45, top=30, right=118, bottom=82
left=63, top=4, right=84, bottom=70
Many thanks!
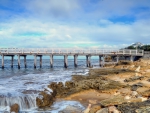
left=142, top=50, right=144, bottom=56
left=130, top=50, right=131, bottom=55
left=52, top=49, right=53, bottom=54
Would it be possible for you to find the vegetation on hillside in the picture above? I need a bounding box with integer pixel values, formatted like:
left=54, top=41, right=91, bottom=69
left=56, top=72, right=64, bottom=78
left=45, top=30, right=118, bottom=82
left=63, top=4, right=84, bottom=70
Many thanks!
left=125, top=45, right=150, bottom=51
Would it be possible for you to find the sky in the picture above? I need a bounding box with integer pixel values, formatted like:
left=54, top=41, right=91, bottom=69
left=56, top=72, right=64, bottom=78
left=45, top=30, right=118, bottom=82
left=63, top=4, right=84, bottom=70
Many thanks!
left=0, top=0, right=150, bottom=49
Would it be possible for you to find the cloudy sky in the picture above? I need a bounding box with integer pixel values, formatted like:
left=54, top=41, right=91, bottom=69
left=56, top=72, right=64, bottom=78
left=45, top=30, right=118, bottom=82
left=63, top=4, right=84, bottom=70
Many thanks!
left=0, top=0, right=150, bottom=49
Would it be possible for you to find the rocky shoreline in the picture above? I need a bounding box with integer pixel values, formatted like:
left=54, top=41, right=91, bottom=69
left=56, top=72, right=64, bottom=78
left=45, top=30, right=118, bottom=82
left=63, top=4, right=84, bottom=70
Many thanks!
left=11, top=59, right=150, bottom=113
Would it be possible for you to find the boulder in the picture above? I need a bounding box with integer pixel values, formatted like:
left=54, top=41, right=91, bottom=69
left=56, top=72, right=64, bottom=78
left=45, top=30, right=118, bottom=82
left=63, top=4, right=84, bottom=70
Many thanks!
left=10, top=103, right=19, bottom=113
left=89, top=104, right=101, bottom=113
left=100, top=95, right=125, bottom=107
left=36, top=91, right=56, bottom=108
left=108, top=106, right=120, bottom=113
left=96, top=108, right=108, bottom=113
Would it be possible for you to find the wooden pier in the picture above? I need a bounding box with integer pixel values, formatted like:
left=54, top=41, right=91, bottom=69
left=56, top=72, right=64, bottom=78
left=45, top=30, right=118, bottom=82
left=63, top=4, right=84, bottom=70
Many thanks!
left=0, top=48, right=144, bottom=68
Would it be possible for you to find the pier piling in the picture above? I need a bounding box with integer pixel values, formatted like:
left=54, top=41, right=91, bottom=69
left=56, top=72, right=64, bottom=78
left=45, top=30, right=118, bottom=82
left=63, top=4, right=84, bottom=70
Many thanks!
left=11, top=56, right=14, bottom=68
left=34, top=55, right=37, bottom=68
left=50, top=55, right=53, bottom=68
left=40, top=56, right=42, bottom=68
left=130, top=56, right=133, bottom=62
left=18, top=55, right=20, bottom=69
left=88, top=55, right=91, bottom=67
left=74, top=55, right=78, bottom=67
left=99, top=55, right=102, bottom=67
left=2, top=54, right=4, bottom=69
left=64, top=55, right=68, bottom=68
left=24, top=56, right=27, bottom=68
left=86, top=55, right=89, bottom=67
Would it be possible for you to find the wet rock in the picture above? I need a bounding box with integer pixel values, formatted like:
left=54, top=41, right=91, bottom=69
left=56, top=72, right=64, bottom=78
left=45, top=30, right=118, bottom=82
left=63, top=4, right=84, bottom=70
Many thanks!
left=10, top=103, right=19, bottom=113
left=96, top=108, right=108, bottom=113
left=36, top=91, right=56, bottom=108
left=65, top=81, right=75, bottom=88
left=48, top=82, right=58, bottom=90
left=58, top=105, right=83, bottom=113
left=89, top=104, right=101, bottom=113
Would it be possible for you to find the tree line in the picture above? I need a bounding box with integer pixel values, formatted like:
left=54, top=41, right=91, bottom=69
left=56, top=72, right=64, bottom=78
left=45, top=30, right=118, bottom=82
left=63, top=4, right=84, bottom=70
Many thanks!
left=125, top=45, right=150, bottom=51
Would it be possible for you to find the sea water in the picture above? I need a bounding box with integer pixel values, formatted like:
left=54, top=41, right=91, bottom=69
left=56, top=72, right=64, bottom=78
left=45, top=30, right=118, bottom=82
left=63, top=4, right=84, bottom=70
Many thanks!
left=0, top=58, right=99, bottom=112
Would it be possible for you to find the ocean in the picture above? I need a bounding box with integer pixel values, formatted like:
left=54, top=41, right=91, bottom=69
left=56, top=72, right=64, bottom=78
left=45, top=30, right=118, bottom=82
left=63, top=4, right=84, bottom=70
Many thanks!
left=0, top=58, right=100, bottom=112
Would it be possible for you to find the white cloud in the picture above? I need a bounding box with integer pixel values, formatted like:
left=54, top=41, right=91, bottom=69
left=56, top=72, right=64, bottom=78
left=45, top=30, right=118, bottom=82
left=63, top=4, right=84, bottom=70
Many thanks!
left=25, top=0, right=80, bottom=18
left=0, top=17, right=150, bottom=48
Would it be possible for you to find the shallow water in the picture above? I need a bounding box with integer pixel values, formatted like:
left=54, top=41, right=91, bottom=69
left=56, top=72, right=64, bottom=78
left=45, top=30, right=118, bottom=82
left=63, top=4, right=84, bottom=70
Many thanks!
left=0, top=59, right=99, bottom=112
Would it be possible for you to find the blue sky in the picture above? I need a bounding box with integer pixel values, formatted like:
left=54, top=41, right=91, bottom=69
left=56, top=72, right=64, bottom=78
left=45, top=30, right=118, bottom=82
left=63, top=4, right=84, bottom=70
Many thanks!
left=0, top=0, right=150, bottom=49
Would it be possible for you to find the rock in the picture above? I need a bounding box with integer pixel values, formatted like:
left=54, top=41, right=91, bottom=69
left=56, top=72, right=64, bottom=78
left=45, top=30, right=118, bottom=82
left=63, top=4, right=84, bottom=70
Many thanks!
left=139, top=90, right=150, bottom=97
left=36, top=91, right=56, bottom=108
left=59, top=105, right=83, bottom=113
left=100, top=95, right=125, bottom=107
left=131, top=91, right=138, bottom=97
left=65, top=81, right=75, bottom=88
left=117, top=99, right=150, bottom=113
left=124, top=95, right=131, bottom=100
left=89, top=104, right=101, bottom=113
left=131, top=83, right=143, bottom=91
left=135, top=106, right=150, bottom=113
left=114, top=91, right=120, bottom=96
left=135, top=73, right=142, bottom=76
left=89, top=99, right=98, bottom=104
left=135, top=66, right=140, bottom=72
left=83, top=104, right=91, bottom=113
left=10, top=103, right=19, bottom=113
left=108, top=106, right=120, bottom=113
left=96, top=108, right=108, bottom=113
left=117, top=61, right=133, bottom=65
left=130, top=65, right=135, bottom=68
left=124, top=76, right=144, bottom=82
left=127, top=98, right=142, bottom=103
left=138, top=97, right=148, bottom=102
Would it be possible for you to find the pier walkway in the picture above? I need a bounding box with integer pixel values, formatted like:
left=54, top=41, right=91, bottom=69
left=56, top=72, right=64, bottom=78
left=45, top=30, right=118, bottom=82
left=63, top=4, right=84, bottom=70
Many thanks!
left=0, top=48, right=144, bottom=68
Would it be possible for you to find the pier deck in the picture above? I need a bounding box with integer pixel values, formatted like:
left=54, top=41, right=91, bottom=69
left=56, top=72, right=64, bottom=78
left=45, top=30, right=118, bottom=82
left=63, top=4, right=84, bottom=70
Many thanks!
left=0, top=48, right=144, bottom=68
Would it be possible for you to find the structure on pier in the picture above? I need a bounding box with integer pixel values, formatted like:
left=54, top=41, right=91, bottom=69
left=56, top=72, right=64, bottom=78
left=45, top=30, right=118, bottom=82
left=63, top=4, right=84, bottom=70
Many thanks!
left=0, top=48, right=144, bottom=68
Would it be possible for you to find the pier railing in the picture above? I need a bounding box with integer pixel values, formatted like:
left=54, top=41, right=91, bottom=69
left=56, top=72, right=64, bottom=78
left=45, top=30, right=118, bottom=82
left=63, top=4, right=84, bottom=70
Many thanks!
left=0, top=48, right=144, bottom=56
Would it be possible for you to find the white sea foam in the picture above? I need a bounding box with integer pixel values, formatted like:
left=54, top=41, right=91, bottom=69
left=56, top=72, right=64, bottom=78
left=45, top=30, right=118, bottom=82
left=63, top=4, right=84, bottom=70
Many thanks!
left=51, top=101, right=85, bottom=112
left=0, top=68, right=88, bottom=112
